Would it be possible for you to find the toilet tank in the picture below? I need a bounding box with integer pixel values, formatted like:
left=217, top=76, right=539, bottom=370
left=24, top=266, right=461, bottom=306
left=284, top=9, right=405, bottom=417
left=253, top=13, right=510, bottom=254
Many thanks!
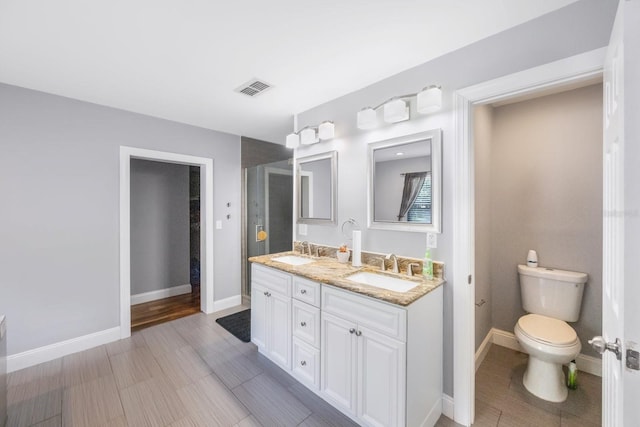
left=518, top=264, right=587, bottom=322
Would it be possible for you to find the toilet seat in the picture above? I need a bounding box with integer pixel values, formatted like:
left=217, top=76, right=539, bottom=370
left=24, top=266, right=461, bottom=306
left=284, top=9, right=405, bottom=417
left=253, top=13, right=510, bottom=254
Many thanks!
left=517, top=314, right=578, bottom=347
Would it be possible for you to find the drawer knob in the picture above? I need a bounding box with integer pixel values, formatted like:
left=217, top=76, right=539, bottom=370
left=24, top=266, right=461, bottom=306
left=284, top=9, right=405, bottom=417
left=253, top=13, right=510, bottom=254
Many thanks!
left=300, top=360, right=307, bottom=366
left=355, top=330, right=362, bottom=337
left=349, top=328, right=356, bottom=334
left=263, top=291, right=268, bottom=296
left=300, top=321, right=307, bottom=327
left=300, top=289, right=307, bottom=294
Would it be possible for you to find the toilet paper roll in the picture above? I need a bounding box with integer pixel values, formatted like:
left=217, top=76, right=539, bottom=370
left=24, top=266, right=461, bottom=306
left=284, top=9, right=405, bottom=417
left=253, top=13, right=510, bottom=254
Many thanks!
left=352, top=230, right=362, bottom=267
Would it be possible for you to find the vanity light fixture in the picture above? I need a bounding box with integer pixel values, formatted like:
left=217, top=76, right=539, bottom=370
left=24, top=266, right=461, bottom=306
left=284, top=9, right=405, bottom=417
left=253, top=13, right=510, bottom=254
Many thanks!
left=285, top=121, right=336, bottom=148
left=356, top=85, right=442, bottom=130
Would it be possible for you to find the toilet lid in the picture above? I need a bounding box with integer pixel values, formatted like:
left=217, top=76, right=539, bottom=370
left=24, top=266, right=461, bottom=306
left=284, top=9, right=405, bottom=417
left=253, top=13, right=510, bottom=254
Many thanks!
left=517, top=314, right=577, bottom=346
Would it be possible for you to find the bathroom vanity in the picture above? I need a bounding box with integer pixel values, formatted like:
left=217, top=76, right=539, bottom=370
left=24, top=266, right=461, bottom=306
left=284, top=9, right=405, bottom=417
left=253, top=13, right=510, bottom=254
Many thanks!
left=249, top=253, right=444, bottom=427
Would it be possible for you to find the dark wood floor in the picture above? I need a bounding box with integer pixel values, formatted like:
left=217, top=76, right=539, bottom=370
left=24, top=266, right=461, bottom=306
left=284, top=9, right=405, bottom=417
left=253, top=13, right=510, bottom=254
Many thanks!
left=131, top=285, right=200, bottom=332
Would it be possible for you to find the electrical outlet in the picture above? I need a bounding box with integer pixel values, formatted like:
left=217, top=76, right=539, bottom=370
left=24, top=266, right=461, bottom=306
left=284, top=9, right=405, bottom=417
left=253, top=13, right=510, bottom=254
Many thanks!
left=426, top=232, right=437, bottom=249
left=298, top=224, right=308, bottom=236
left=216, top=220, right=222, bottom=230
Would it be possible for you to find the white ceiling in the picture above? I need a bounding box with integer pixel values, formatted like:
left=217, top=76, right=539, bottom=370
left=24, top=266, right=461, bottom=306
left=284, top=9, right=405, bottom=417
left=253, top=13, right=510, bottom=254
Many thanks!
left=0, top=0, right=578, bottom=144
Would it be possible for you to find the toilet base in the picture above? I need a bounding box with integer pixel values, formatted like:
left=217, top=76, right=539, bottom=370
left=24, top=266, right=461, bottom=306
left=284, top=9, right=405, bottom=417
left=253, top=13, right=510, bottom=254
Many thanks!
left=522, top=356, right=568, bottom=403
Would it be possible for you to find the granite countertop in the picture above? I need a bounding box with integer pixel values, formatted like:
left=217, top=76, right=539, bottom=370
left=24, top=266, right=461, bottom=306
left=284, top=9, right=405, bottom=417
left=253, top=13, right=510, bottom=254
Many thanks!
left=249, top=251, right=444, bottom=306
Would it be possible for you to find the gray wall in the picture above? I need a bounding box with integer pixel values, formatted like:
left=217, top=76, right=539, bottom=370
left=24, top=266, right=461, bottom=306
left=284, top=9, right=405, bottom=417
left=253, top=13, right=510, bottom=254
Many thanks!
left=294, top=0, right=616, bottom=395
left=489, top=84, right=603, bottom=358
left=130, top=159, right=190, bottom=295
left=474, top=105, right=494, bottom=350
left=374, top=156, right=429, bottom=222
left=0, top=83, right=241, bottom=355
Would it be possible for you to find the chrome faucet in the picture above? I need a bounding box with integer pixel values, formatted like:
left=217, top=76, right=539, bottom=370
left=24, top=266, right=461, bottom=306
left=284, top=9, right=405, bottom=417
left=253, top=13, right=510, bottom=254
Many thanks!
left=386, top=253, right=399, bottom=273
left=300, top=241, right=310, bottom=255
left=407, top=262, right=420, bottom=277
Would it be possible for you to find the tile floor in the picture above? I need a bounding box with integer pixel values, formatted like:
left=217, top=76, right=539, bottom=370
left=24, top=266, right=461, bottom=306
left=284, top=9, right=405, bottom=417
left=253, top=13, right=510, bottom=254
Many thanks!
left=7, top=306, right=601, bottom=427
left=435, top=345, right=602, bottom=427
left=7, top=305, right=359, bottom=427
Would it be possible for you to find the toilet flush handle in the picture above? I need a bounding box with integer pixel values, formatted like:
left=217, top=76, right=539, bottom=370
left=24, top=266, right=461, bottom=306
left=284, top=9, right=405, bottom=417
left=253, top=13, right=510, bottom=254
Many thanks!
left=588, top=336, right=622, bottom=360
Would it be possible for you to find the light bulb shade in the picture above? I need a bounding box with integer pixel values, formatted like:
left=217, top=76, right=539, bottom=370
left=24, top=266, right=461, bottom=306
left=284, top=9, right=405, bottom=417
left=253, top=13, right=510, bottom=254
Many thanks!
left=357, top=107, right=377, bottom=129
left=300, top=128, right=317, bottom=145
left=417, top=86, right=442, bottom=114
left=318, top=121, right=335, bottom=140
left=383, top=98, right=409, bottom=123
left=285, top=132, right=300, bottom=149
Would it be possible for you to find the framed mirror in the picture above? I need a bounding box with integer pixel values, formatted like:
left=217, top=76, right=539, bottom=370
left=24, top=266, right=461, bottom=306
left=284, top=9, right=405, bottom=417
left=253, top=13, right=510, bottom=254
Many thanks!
left=296, top=151, right=337, bottom=225
left=368, top=129, right=441, bottom=233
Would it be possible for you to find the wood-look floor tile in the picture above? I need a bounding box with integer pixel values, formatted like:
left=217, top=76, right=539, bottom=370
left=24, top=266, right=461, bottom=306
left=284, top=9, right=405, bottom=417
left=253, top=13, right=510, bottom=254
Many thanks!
left=560, top=411, right=601, bottom=427
left=109, top=347, right=164, bottom=390
left=288, top=382, right=359, bottom=427
left=141, top=323, right=189, bottom=356
left=232, top=414, right=262, bottom=427
left=434, top=414, right=464, bottom=427
left=197, top=340, right=262, bottom=389
left=168, top=416, right=200, bottom=427
left=154, top=345, right=211, bottom=389
left=31, top=415, right=62, bottom=427
left=105, top=332, right=147, bottom=357
left=62, top=345, right=112, bottom=387
left=119, top=376, right=187, bottom=427
left=8, top=359, right=62, bottom=388
left=62, top=375, right=124, bottom=427
left=176, top=374, right=249, bottom=426
left=7, top=385, right=62, bottom=427
left=473, top=400, right=501, bottom=427
left=497, top=394, right=561, bottom=426
left=232, top=373, right=311, bottom=427
left=174, top=323, right=227, bottom=351
left=245, top=351, right=298, bottom=389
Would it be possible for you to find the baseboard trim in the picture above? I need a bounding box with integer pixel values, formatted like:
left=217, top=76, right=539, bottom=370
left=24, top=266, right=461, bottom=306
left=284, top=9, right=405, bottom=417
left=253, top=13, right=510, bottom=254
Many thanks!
left=7, top=326, right=121, bottom=373
left=475, top=330, right=494, bottom=371
left=484, top=327, right=601, bottom=377
left=441, top=393, right=454, bottom=420
left=212, top=295, right=242, bottom=313
left=131, top=283, right=192, bottom=305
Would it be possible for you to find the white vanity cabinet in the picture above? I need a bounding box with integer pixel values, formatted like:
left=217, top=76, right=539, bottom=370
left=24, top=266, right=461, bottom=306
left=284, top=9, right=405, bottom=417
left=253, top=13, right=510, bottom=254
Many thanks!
left=250, top=262, right=444, bottom=427
left=251, top=264, right=292, bottom=370
left=321, top=285, right=443, bottom=427
left=291, top=276, right=321, bottom=390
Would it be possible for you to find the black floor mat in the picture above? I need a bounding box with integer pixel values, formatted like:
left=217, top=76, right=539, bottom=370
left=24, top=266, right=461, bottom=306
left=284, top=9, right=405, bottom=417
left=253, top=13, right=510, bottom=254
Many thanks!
left=216, top=309, right=251, bottom=343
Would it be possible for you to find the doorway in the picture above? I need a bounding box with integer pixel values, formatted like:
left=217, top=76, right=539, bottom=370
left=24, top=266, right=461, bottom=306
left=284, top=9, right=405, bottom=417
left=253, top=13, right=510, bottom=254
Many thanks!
left=451, top=48, right=605, bottom=425
left=471, top=81, right=603, bottom=425
left=119, top=147, right=214, bottom=339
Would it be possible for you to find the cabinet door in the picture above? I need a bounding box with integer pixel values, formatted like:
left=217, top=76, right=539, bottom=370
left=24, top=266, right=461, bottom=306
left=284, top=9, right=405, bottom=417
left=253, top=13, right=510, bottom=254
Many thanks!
left=251, top=283, right=268, bottom=352
left=357, top=326, right=406, bottom=427
left=321, top=312, right=357, bottom=416
left=268, top=291, right=291, bottom=370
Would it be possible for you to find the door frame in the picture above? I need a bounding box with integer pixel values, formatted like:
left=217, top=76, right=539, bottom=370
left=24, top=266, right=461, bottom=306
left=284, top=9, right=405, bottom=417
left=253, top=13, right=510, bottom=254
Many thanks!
left=452, top=48, right=606, bottom=425
left=119, top=146, right=215, bottom=339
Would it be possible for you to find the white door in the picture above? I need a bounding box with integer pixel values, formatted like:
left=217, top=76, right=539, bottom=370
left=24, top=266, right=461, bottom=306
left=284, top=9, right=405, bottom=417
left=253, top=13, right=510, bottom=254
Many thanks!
left=321, top=312, right=358, bottom=415
left=251, top=283, right=268, bottom=351
left=268, top=291, right=292, bottom=369
left=357, top=326, right=406, bottom=427
left=598, top=1, right=640, bottom=424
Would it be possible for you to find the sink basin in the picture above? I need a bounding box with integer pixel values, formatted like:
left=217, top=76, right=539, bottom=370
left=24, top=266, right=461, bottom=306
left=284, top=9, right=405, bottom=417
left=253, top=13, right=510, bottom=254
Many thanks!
left=346, top=271, right=418, bottom=293
left=272, top=255, right=315, bottom=266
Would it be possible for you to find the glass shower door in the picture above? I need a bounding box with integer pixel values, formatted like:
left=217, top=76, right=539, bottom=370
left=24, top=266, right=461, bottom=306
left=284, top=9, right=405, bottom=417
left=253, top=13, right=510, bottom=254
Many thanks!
left=244, top=160, right=293, bottom=296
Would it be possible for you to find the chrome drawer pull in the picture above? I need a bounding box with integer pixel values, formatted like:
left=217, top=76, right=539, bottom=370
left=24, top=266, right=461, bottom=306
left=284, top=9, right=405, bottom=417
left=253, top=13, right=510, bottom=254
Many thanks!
left=300, top=360, right=307, bottom=366
left=300, top=321, right=307, bottom=327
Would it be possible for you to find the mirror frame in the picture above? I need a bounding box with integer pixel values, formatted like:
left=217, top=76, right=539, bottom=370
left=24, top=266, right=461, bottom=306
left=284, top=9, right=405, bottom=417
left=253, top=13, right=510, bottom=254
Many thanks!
left=295, top=150, right=338, bottom=225
left=367, top=129, right=442, bottom=233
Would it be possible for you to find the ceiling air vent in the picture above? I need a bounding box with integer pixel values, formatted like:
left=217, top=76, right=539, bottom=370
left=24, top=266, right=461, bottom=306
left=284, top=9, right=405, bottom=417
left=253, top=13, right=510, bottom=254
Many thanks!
left=235, top=79, right=273, bottom=97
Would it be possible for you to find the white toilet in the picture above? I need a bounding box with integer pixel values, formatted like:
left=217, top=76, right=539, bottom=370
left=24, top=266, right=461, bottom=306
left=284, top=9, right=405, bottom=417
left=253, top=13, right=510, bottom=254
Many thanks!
left=514, top=264, right=587, bottom=403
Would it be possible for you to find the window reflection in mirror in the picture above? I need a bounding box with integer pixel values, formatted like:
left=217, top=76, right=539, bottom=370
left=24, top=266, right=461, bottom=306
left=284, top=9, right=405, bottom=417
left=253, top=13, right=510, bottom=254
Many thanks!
left=373, top=139, right=432, bottom=223
left=368, top=130, right=441, bottom=233
left=296, top=151, right=337, bottom=224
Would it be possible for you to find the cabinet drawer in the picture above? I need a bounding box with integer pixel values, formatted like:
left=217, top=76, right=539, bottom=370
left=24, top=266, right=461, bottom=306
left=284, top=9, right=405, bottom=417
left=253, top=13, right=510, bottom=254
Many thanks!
left=292, top=337, right=320, bottom=390
left=252, top=263, right=291, bottom=297
left=322, top=286, right=407, bottom=341
left=292, top=299, right=320, bottom=348
left=293, top=276, right=321, bottom=307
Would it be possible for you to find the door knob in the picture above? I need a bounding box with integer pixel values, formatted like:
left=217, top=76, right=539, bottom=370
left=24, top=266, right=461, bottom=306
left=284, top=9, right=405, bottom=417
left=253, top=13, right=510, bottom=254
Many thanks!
left=589, top=336, right=622, bottom=360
